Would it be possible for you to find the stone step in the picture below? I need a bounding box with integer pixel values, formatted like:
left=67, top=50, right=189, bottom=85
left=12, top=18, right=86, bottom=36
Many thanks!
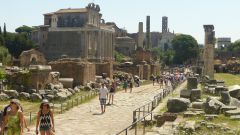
left=225, top=109, right=240, bottom=117
left=221, top=106, right=237, bottom=114
left=230, top=115, right=240, bottom=120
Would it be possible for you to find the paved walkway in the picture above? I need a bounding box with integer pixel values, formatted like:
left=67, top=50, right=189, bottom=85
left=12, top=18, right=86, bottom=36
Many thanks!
left=26, top=83, right=163, bottom=135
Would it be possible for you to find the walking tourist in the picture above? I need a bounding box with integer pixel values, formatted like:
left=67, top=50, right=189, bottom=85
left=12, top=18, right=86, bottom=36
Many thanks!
left=99, top=83, right=108, bottom=113
left=36, top=99, right=55, bottom=135
left=1, top=99, right=24, bottom=135
left=129, top=79, right=133, bottom=93
left=123, top=79, right=128, bottom=92
left=108, top=82, right=116, bottom=105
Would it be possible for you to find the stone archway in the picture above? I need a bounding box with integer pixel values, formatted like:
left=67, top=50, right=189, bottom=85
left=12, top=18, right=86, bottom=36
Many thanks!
left=30, top=57, right=37, bottom=65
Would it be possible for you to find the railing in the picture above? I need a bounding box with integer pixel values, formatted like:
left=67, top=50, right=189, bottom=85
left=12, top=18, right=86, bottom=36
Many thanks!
left=116, top=80, right=184, bottom=135
left=26, top=91, right=99, bottom=125
left=116, top=112, right=153, bottom=135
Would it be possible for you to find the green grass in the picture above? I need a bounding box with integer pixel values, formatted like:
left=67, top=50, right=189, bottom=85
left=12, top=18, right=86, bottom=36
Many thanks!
left=215, top=73, right=240, bottom=86
left=181, top=115, right=240, bottom=135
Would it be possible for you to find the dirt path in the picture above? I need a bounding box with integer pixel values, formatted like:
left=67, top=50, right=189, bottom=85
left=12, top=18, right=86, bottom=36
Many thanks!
left=26, top=83, right=163, bottom=135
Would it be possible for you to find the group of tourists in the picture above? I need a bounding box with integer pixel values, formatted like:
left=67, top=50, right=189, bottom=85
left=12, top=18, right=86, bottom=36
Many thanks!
left=98, top=74, right=140, bottom=114
left=151, top=71, right=186, bottom=89
left=0, top=99, right=55, bottom=135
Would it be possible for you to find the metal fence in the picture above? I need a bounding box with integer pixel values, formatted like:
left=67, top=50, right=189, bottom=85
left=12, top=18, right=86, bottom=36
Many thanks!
left=116, top=81, right=184, bottom=135
left=26, top=91, right=99, bottom=125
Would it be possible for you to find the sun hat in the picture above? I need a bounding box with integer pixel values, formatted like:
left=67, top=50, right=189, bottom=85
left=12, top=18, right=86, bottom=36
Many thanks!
left=11, top=99, right=21, bottom=106
left=41, top=99, right=49, bottom=104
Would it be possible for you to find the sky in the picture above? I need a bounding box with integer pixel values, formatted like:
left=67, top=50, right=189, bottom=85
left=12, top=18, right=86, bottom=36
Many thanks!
left=0, top=0, right=239, bottom=44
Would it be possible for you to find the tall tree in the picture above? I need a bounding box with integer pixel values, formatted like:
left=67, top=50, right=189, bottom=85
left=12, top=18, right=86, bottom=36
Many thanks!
left=0, top=26, right=2, bottom=35
left=3, top=23, right=7, bottom=37
left=172, top=34, right=199, bottom=64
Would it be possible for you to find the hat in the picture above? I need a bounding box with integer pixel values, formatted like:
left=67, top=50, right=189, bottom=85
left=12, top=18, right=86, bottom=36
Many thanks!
left=10, top=99, right=21, bottom=107
left=41, top=99, right=49, bottom=104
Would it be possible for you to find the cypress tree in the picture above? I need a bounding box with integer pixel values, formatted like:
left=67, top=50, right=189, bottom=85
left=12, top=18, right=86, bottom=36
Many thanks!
left=3, top=23, right=7, bottom=37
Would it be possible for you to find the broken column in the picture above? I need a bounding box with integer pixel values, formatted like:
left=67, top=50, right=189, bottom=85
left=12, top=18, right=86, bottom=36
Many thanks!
left=146, top=16, right=151, bottom=50
left=203, top=25, right=215, bottom=79
left=137, top=22, right=144, bottom=48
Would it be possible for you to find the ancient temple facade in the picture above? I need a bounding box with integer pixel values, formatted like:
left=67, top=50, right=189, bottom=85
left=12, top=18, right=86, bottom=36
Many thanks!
left=31, top=3, right=115, bottom=61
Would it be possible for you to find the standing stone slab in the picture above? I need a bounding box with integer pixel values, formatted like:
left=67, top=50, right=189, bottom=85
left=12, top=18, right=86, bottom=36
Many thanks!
left=190, top=89, right=201, bottom=102
left=180, top=89, right=191, bottom=99
left=220, top=91, right=231, bottom=105
left=187, top=77, right=198, bottom=90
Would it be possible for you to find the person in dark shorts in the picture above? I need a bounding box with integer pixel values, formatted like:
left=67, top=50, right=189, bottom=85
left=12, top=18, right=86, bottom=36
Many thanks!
left=99, top=83, right=108, bottom=113
left=129, top=79, right=133, bottom=93
left=108, top=82, right=116, bottom=105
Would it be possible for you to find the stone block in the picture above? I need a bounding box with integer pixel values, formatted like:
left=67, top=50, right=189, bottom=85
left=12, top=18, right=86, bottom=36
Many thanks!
left=180, top=89, right=191, bottom=99
left=225, top=109, right=240, bottom=117
left=221, top=106, right=237, bottom=114
left=59, top=78, right=74, bottom=88
left=167, top=98, right=190, bottom=113
left=187, top=77, right=198, bottom=90
left=192, top=102, right=204, bottom=109
left=190, top=89, right=201, bottom=102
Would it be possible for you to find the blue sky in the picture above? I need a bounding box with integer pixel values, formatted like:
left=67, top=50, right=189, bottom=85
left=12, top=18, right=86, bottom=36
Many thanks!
left=0, top=0, right=239, bottom=44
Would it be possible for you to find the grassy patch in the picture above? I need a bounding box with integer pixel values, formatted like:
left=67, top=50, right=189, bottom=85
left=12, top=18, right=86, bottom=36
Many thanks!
left=182, top=114, right=240, bottom=134
left=215, top=73, right=240, bottom=86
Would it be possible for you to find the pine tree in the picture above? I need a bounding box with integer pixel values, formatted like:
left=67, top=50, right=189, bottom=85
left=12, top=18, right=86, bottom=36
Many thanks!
left=0, top=26, right=2, bottom=35
left=3, top=23, right=7, bottom=37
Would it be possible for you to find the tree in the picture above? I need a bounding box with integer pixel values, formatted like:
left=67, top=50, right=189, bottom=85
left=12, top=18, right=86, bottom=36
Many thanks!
left=15, top=25, right=35, bottom=36
left=3, top=23, right=7, bottom=37
left=114, top=51, right=125, bottom=63
left=0, top=26, right=2, bottom=35
left=0, top=46, right=11, bottom=65
left=0, top=35, right=5, bottom=46
left=5, top=33, right=36, bottom=58
left=172, top=34, right=199, bottom=65
left=228, top=40, right=240, bottom=52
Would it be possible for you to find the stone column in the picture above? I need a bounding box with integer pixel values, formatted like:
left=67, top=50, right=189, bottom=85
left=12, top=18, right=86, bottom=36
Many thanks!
left=138, top=22, right=144, bottom=48
left=146, top=16, right=151, bottom=50
left=203, top=25, right=215, bottom=79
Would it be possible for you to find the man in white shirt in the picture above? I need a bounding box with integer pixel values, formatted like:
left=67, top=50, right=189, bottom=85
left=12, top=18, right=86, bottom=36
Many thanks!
left=99, top=83, right=108, bottom=113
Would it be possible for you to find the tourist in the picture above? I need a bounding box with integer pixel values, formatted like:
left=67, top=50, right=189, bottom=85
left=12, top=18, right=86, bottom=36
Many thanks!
left=1, top=99, right=24, bottom=135
left=108, top=82, right=116, bottom=105
left=159, top=76, right=164, bottom=88
left=36, top=99, right=55, bottom=135
left=129, top=79, right=133, bottom=93
left=99, top=83, right=108, bottom=113
left=151, top=74, right=156, bottom=86
left=156, top=75, right=160, bottom=84
left=123, top=79, right=128, bottom=92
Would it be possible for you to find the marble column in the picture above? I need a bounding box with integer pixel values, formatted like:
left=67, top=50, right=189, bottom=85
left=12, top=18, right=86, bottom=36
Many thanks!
left=138, top=22, right=144, bottom=48
left=203, top=25, right=215, bottom=79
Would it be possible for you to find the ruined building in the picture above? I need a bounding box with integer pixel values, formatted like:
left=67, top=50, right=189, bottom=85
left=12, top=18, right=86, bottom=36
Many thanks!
left=31, top=3, right=115, bottom=61
left=107, top=22, right=136, bottom=57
